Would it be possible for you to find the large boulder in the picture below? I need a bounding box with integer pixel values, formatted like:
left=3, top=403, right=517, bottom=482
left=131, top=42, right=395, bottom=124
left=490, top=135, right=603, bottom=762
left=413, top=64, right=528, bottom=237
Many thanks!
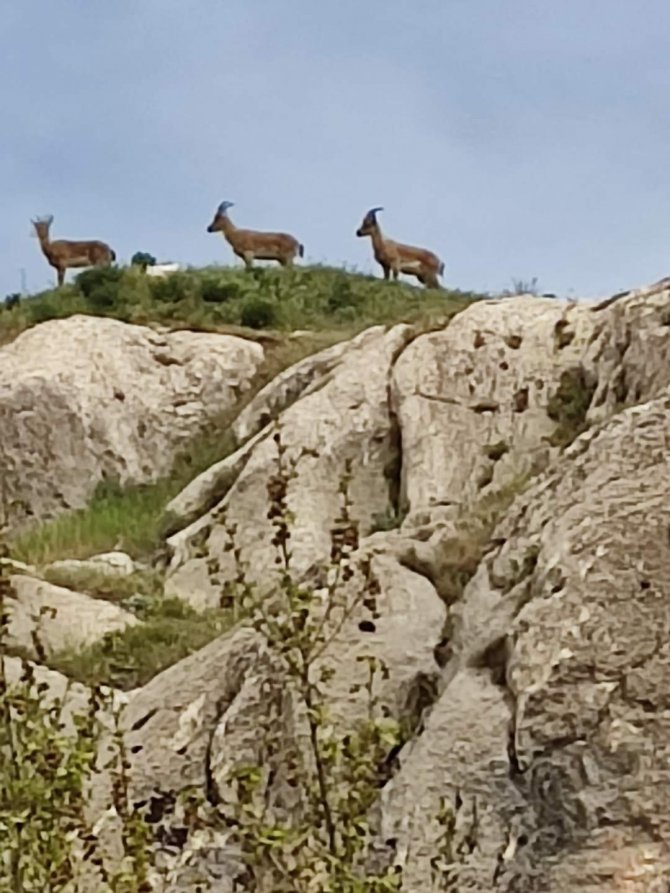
left=0, top=315, right=264, bottom=528
left=392, top=295, right=597, bottom=521
left=376, top=393, right=670, bottom=891
left=165, top=324, right=414, bottom=607
left=585, top=277, right=670, bottom=422
left=5, top=574, right=139, bottom=658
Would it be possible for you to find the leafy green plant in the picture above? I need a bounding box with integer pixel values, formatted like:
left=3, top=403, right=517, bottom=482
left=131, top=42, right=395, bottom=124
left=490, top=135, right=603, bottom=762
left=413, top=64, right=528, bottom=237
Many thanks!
left=0, top=522, right=155, bottom=893
left=130, top=252, right=156, bottom=270
left=240, top=296, right=278, bottom=329
left=546, top=366, right=596, bottom=447
left=75, top=266, right=125, bottom=310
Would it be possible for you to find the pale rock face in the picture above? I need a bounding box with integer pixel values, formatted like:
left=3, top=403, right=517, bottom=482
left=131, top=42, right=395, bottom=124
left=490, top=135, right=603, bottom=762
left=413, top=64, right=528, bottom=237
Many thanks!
left=376, top=394, right=670, bottom=891
left=585, top=277, right=670, bottom=421
left=45, top=551, right=136, bottom=579
left=165, top=325, right=414, bottom=608
left=5, top=574, right=139, bottom=658
left=392, top=295, right=597, bottom=521
left=0, top=315, right=264, bottom=528
left=232, top=325, right=387, bottom=443
left=125, top=546, right=446, bottom=886
left=6, top=288, right=670, bottom=889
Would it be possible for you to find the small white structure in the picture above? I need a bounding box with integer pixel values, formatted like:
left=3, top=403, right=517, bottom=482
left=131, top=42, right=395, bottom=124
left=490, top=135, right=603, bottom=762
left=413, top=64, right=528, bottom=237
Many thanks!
left=145, top=262, right=183, bottom=278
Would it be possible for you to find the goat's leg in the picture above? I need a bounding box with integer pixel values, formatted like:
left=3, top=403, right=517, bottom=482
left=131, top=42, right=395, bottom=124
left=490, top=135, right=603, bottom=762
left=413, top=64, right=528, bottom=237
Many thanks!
left=57, top=267, right=65, bottom=287
left=380, top=264, right=390, bottom=280
left=242, top=252, right=254, bottom=271
left=392, top=267, right=400, bottom=281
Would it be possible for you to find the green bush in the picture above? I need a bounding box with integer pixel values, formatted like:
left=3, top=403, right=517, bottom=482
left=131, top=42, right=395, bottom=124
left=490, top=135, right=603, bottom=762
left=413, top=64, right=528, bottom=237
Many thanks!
left=130, top=251, right=156, bottom=269
left=75, top=266, right=125, bottom=310
left=200, top=278, right=242, bottom=303
left=240, top=296, right=278, bottom=329
left=148, top=271, right=194, bottom=304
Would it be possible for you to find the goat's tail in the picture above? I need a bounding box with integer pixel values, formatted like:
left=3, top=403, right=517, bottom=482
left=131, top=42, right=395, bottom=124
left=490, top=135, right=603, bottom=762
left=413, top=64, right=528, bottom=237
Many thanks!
left=439, top=260, right=445, bottom=277
left=110, top=249, right=117, bottom=263
left=298, top=243, right=305, bottom=258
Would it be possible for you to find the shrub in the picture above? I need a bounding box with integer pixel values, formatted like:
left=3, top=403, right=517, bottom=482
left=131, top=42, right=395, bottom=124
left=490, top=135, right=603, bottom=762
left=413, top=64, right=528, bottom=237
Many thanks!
left=3, top=293, right=21, bottom=310
left=75, top=266, right=125, bottom=310
left=148, top=271, right=193, bottom=304
left=327, top=272, right=357, bottom=312
left=130, top=251, right=156, bottom=270
left=240, top=296, right=277, bottom=329
left=547, top=366, right=597, bottom=447
left=200, top=278, right=242, bottom=304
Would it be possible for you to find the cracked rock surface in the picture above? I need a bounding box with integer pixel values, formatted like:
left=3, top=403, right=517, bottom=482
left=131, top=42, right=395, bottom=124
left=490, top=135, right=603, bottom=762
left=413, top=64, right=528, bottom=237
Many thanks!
left=0, top=314, right=264, bottom=528
left=5, top=282, right=670, bottom=890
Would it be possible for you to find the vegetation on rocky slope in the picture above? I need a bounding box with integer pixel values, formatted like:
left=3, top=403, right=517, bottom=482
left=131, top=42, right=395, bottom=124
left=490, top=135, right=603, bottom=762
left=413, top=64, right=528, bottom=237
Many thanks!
left=0, top=263, right=479, bottom=346
left=6, top=264, right=480, bottom=567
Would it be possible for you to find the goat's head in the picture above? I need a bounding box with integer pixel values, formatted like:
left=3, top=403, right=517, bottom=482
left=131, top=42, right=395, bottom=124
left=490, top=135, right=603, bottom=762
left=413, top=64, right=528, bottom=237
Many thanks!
left=207, top=201, right=234, bottom=233
left=356, top=207, right=383, bottom=237
left=31, top=215, right=54, bottom=238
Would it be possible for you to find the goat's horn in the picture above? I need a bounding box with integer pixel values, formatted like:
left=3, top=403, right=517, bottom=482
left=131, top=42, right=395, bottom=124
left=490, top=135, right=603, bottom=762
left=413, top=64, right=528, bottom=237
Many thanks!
left=368, top=206, right=384, bottom=215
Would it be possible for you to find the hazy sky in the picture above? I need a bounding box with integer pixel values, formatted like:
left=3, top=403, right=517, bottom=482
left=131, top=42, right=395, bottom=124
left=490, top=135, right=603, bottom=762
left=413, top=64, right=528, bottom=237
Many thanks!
left=2, top=0, right=670, bottom=299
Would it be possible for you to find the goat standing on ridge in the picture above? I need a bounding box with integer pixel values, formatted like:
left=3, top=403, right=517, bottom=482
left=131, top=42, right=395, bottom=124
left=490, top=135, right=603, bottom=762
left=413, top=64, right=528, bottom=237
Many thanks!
left=206, top=201, right=304, bottom=269
left=356, top=207, right=444, bottom=289
left=31, top=215, right=116, bottom=287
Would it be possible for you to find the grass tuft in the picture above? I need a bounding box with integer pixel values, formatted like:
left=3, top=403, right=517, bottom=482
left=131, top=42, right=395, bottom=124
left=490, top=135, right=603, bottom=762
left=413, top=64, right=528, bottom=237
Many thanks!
left=49, top=597, right=236, bottom=690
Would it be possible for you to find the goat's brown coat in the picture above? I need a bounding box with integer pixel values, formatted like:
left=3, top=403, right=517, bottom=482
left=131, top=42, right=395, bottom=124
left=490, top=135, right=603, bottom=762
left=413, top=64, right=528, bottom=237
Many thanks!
left=32, top=216, right=115, bottom=287
left=207, top=206, right=303, bottom=268
left=356, top=209, right=444, bottom=289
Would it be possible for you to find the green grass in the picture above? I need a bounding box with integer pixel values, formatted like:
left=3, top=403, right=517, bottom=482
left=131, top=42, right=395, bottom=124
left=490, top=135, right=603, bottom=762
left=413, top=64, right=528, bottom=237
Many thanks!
left=49, top=597, right=235, bottom=690
left=0, top=263, right=479, bottom=346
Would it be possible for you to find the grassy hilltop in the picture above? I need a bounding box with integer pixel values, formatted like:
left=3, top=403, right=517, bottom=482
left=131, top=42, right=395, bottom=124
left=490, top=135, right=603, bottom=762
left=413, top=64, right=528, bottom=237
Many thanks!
left=0, top=262, right=480, bottom=346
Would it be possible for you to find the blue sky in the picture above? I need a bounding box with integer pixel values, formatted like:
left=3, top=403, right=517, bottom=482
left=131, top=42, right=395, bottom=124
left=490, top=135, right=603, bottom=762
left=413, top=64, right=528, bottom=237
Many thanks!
left=2, top=0, right=670, bottom=299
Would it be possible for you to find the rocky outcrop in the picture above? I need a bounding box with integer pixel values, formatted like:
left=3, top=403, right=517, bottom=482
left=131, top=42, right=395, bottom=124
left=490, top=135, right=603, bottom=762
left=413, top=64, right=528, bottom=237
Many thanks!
left=45, top=551, right=136, bottom=579
left=7, top=282, right=670, bottom=890
left=5, top=574, right=139, bottom=658
left=0, top=315, right=264, bottom=528
left=392, top=295, right=596, bottom=522
left=165, top=324, right=414, bottom=607
left=375, top=393, right=670, bottom=891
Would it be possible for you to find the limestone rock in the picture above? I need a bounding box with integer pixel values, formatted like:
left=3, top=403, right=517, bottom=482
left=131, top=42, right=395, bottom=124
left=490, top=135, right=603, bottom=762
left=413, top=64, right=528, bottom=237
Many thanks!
left=0, top=315, right=264, bottom=528
left=5, top=574, right=139, bottom=658
left=232, top=326, right=387, bottom=442
left=162, top=428, right=269, bottom=536
left=165, top=324, right=413, bottom=608
left=45, top=551, right=136, bottom=579
left=377, top=394, right=670, bottom=890
left=585, top=277, right=670, bottom=422
left=392, top=295, right=597, bottom=521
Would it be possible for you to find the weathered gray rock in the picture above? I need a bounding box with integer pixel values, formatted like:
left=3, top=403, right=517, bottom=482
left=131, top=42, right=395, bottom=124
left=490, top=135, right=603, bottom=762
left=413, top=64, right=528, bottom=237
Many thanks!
left=125, top=542, right=446, bottom=889
left=392, top=295, right=597, bottom=521
left=232, top=326, right=387, bottom=443
left=45, top=550, right=136, bottom=579
left=376, top=393, right=670, bottom=891
left=162, top=428, right=269, bottom=536
left=585, top=277, right=670, bottom=423
left=5, top=574, right=139, bottom=658
left=0, top=315, right=264, bottom=528
left=165, top=324, right=413, bottom=608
